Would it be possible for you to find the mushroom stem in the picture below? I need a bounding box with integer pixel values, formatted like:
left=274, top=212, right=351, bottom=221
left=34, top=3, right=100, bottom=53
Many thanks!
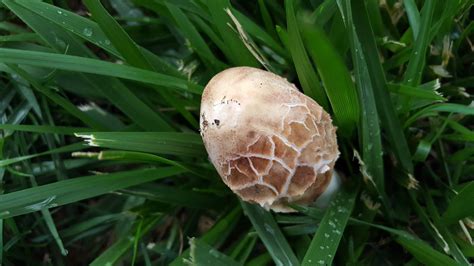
left=314, top=171, right=341, bottom=208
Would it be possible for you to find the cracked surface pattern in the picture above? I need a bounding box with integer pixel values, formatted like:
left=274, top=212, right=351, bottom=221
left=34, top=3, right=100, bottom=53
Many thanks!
left=200, top=67, right=339, bottom=212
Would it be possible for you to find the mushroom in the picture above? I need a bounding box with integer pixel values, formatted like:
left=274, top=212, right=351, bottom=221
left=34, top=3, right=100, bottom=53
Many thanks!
left=200, top=67, right=340, bottom=212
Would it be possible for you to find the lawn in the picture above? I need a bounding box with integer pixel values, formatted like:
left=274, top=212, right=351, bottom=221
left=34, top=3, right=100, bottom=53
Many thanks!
left=0, top=0, right=473, bottom=265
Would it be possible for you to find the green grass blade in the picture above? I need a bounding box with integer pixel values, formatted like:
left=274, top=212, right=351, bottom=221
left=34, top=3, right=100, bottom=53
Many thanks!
left=350, top=218, right=459, bottom=266
left=0, top=143, right=84, bottom=168
left=387, top=82, right=445, bottom=101
left=402, top=0, right=436, bottom=87
left=91, top=216, right=162, bottom=266
left=205, top=0, right=259, bottom=67
left=396, top=235, right=458, bottom=266
left=0, top=1, right=182, bottom=131
left=340, top=1, right=387, bottom=204
left=309, top=0, right=338, bottom=26
left=404, top=0, right=421, bottom=38
left=241, top=202, right=299, bottom=266
left=404, top=103, right=474, bottom=127
left=74, top=132, right=205, bottom=157
left=170, top=207, right=242, bottom=266
left=285, top=0, right=329, bottom=110
left=232, top=9, right=287, bottom=58
left=40, top=208, right=68, bottom=256
left=301, top=23, right=359, bottom=136
left=83, top=0, right=197, bottom=128
left=165, top=3, right=225, bottom=71
left=7, top=0, right=182, bottom=77
left=301, top=185, right=357, bottom=266
left=0, top=167, right=184, bottom=219
left=6, top=64, right=106, bottom=130
left=349, top=0, right=415, bottom=174
left=120, top=185, right=222, bottom=209
left=83, top=0, right=151, bottom=69
left=442, top=181, right=474, bottom=224
left=185, top=238, right=241, bottom=266
left=0, top=48, right=201, bottom=94
left=0, top=124, right=91, bottom=135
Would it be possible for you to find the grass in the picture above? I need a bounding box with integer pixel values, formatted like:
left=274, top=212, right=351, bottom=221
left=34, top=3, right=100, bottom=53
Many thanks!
left=0, top=0, right=472, bottom=265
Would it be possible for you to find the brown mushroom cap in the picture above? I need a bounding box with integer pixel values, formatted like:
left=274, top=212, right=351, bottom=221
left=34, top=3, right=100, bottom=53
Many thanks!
left=200, top=67, right=339, bottom=212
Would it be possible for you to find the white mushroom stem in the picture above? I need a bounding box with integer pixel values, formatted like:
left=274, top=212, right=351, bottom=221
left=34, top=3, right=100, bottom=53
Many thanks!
left=314, top=171, right=341, bottom=209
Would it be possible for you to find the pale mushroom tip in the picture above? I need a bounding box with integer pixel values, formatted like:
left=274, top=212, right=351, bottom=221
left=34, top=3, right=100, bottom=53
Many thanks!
left=200, top=67, right=340, bottom=212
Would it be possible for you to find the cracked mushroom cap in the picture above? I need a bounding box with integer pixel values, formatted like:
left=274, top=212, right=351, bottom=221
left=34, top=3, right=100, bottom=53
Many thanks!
left=200, top=67, right=339, bottom=212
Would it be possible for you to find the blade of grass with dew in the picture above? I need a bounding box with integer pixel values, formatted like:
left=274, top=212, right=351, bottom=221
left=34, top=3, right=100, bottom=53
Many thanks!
left=300, top=23, right=359, bottom=136
left=240, top=202, right=299, bottom=266
left=0, top=48, right=201, bottom=94
left=9, top=0, right=182, bottom=77
left=301, top=184, right=358, bottom=266
left=74, top=132, right=205, bottom=157
left=285, top=0, right=329, bottom=110
left=0, top=167, right=184, bottom=219
left=402, top=0, right=436, bottom=88
left=90, top=216, right=162, bottom=266
left=339, top=1, right=388, bottom=207
left=170, top=207, right=242, bottom=266
left=442, top=181, right=474, bottom=224
left=184, top=238, right=240, bottom=266
left=83, top=0, right=198, bottom=128
left=2, top=2, right=177, bottom=131
left=349, top=0, right=414, bottom=175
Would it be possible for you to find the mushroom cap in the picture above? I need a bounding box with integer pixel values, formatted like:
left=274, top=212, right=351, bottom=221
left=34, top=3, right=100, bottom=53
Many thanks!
left=200, top=67, right=339, bottom=212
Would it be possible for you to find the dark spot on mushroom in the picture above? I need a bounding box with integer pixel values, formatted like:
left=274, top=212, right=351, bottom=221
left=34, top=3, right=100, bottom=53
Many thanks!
left=214, top=119, right=220, bottom=126
left=201, top=113, right=209, bottom=131
left=247, top=131, right=256, bottom=139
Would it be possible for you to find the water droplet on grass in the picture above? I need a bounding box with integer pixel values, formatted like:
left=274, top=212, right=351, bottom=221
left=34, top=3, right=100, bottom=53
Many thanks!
left=264, top=224, right=275, bottom=234
left=83, top=28, right=93, bottom=37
